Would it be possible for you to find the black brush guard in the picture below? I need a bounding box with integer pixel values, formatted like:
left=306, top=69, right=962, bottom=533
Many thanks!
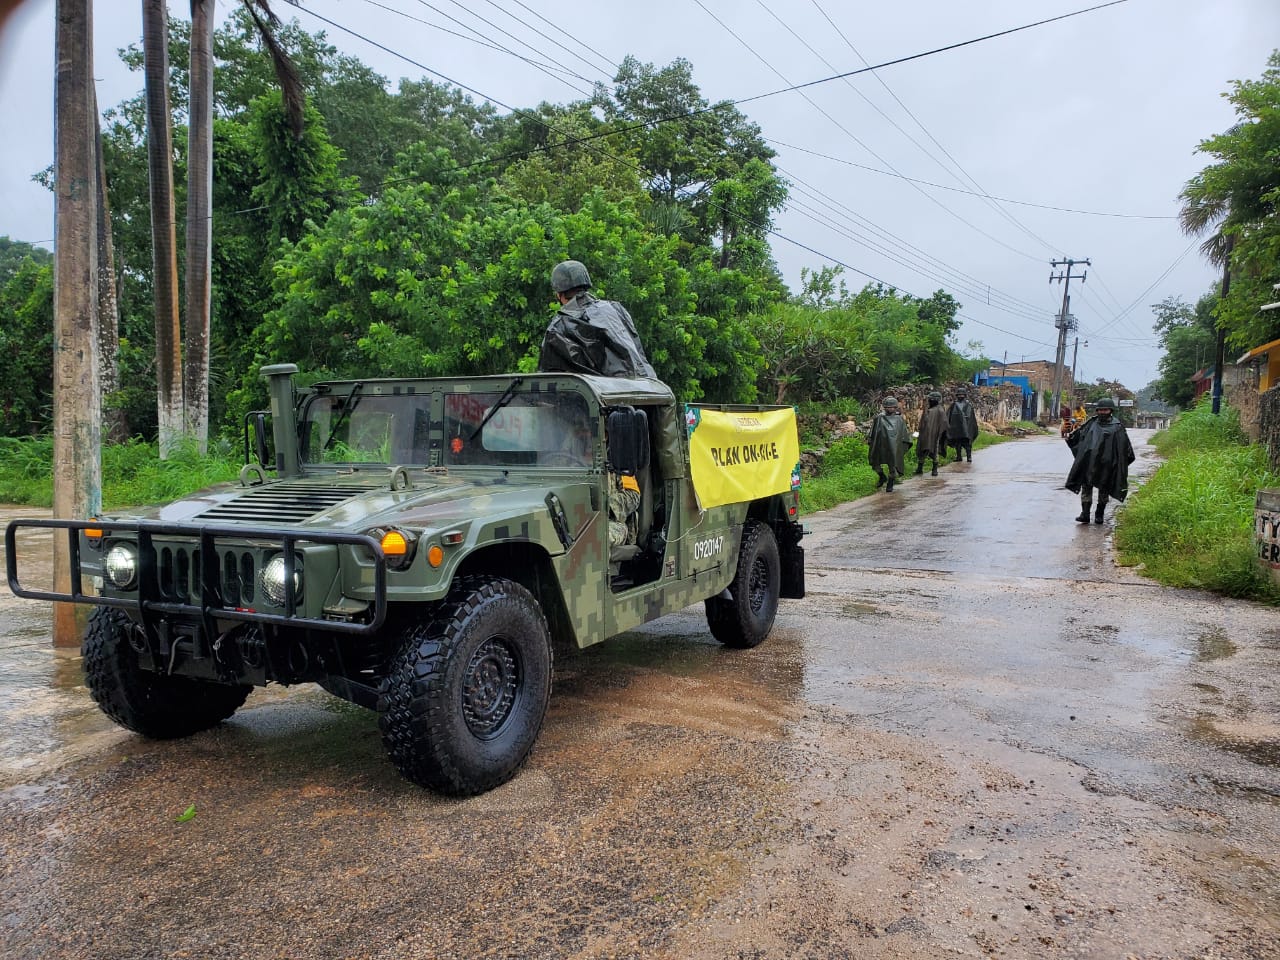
left=5, top=518, right=388, bottom=639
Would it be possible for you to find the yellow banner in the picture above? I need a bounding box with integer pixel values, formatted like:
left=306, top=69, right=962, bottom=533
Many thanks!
left=685, top=406, right=801, bottom=509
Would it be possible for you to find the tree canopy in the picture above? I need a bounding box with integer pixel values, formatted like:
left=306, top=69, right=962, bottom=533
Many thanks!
left=2, top=10, right=983, bottom=445
left=1178, top=50, right=1280, bottom=352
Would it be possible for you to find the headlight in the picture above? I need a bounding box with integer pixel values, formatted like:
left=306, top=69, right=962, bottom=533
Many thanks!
left=259, top=555, right=302, bottom=606
left=103, top=544, right=138, bottom=590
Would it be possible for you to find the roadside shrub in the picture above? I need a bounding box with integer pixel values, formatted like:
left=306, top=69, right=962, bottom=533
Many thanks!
left=1151, top=399, right=1246, bottom=456
left=0, top=436, right=240, bottom=510
left=1115, top=439, right=1280, bottom=602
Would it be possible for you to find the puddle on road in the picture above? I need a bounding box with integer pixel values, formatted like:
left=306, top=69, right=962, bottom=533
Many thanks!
left=1195, top=628, right=1238, bottom=662
left=1189, top=713, right=1280, bottom=769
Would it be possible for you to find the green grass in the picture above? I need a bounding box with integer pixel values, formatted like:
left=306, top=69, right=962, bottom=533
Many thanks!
left=0, top=436, right=241, bottom=511
left=1114, top=404, right=1280, bottom=602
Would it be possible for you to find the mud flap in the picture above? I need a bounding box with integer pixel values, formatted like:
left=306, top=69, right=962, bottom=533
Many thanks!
left=780, top=544, right=805, bottom=599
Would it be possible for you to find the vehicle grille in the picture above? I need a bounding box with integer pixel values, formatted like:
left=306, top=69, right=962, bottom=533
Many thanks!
left=155, top=545, right=259, bottom=607
left=195, top=484, right=367, bottom=523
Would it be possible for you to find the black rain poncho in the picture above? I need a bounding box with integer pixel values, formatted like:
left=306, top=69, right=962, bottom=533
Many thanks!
left=1065, top=416, right=1135, bottom=502
left=946, top=399, right=979, bottom=443
left=538, top=292, right=656, bottom=379
left=917, top=404, right=948, bottom=458
left=867, top=412, right=912, bottom=476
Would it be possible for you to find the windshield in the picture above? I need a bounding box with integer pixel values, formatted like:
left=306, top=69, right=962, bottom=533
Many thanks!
left=301, top=393, right=431, bottom=465
left=298, top=387, right=595, bottom=469
left=444, top=392, right=594, bottom=468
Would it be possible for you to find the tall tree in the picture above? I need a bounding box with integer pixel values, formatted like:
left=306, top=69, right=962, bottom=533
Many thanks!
left=183, top=0, right=215, bottom=452
left=1179, top=51, right=1280, bottom=407
left=143, top=0, right=183, bottom=455
left=52, top=0, right=102, bottom=646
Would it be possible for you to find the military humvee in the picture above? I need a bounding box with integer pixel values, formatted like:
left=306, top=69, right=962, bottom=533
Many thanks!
left=6, top=364, right=804, bottom=795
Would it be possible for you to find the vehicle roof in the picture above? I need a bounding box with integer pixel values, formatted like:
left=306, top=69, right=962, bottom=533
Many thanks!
left=311, top=372, right=676, bottom=406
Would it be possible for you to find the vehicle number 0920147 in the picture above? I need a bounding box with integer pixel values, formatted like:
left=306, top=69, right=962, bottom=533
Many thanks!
left=692, top=535, right=725, bottom=560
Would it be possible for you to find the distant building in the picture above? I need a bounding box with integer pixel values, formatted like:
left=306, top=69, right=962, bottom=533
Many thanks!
left=1236, top=336, right=1280, bottom=393
left=976, top=360, right=1073, bottom=420
left=1191, top=362, right=1250, bottom=401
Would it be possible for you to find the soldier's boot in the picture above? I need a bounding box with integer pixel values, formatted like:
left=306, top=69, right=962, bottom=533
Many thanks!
left=1076, top=502, right=1092, bottom=523
left=875, top=471, right=886, bottom=489
left=966, top=444, right=972, bottom=463
left=886, top=474, right=895, bottom=493
left=930, top=461, right=938, bottom=477
left=914, top=461, right=924, bottom=475
left=1094, top=503, right=1106, bottom=525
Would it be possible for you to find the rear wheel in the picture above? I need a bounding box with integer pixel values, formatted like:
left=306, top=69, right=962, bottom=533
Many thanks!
left=705, top=520, right=781, bottom=649
left=377, top=576, right=553, bottom=795
left=82, top=607, right=251, bottom=738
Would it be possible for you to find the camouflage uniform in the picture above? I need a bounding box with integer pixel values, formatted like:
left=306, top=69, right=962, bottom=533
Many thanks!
left=608, top=474, right=641, bottom=547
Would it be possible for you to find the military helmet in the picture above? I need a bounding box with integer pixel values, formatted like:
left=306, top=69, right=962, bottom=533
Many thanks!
left=882, top=396, right=899, bottom=409
left=551, top=260, right=592, bottom=294
left=928, top=390, right=942, bottom=403
left=1096, top=396, right=1118, bottom=411
left=954, top=387, right=967, bottom=398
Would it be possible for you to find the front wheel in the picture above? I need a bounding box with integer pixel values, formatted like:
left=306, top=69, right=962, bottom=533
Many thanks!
left=377, top=576, right=553, bottom=795
left=705, top=520, right=781, bottom=649
left=82, top=607, right=251, bottom=738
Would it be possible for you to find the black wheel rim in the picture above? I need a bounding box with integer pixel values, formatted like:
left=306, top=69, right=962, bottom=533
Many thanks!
left=748, top=555, right=769, bottom=614
left=462, top=637, right=520, bottom=740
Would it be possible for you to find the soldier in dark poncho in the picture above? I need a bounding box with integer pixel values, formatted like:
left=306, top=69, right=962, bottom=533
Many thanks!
left=914, top=390, right=948, bottom=477
left=539, top=260, right=656, bottom=379
left=946, top=386, right=980, bottom=462
left=1065, top=397, right=1135, bottom=525
left=868, top=396, right=913, bottom=493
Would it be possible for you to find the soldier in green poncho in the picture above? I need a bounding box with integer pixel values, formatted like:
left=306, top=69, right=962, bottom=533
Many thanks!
left=1065, top=397, right=1135, bottom=524
left=914, top=390, right=948, bottom=478
left=868, top=396, right=913, bottom=493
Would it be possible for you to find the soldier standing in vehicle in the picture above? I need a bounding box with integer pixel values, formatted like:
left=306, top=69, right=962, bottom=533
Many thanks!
left=914, top=390, right=948, bottom=477
left=539, top=260, right=656, bottom=379
left=946, top=386, right=980, bottom=462
left=868, top=396, right=913, bottom=493
left=1065, top=396, right=1135, bottom=525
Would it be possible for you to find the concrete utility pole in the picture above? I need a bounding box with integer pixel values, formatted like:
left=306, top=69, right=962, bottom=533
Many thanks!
left=1049, top=258, right=1089, bottom=419
left=52, top=0, right=102, bottom=646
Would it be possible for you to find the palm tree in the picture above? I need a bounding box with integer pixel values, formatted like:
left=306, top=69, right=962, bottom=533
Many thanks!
left=183, top=0, right=303, bottom=453
left=1178, top=129, right=1241, bottom=417
left=142, top=0, right=183, bottom=456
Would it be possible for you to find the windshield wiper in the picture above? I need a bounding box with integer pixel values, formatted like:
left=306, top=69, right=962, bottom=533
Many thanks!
left=467, top=377, right=524, bottom=442
left=323, top=382, right=364, bottom=452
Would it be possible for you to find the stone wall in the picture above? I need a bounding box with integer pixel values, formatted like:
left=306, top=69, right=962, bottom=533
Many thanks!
left=1259, top=384, right=1280, bottom=473
left=1228, top=382, right=1263, bottom=441
left=868, top=383, right=1025, bottom=432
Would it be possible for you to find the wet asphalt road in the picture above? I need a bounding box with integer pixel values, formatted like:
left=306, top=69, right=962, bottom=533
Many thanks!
left=2, top=431, right=1279, bottom=959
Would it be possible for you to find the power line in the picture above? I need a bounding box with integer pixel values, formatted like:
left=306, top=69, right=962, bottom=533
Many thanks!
left=764, top=137, right=1176, bottom=220
left=774, top=0, right=1063, bottom=256
left=690, top=0, right=1046, bottom=264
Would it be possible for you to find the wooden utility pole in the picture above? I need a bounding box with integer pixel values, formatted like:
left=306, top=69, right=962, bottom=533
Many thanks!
left=1049, top=258, right=1089, bottom=419
left=52, top=0, right=102, bottom=646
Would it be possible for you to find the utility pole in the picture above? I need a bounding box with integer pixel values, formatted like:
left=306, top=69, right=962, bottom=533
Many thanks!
left=1049, top=258, right=1089, bottom=419
left=1211, top=237, right=1233, bottom=416
left=1070, top=337, right=1081, bottom=410
left=52, top=0, right=102, bottom=646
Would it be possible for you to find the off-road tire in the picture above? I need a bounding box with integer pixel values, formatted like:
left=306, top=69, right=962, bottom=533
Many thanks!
left=705, top=520, right=781, bottom=649
left=377, top=576, right=553, bottom=795
left=82, top=607, right=251, bottom=738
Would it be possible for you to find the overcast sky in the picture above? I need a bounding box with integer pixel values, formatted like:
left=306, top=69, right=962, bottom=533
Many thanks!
left=2, top=0, right=1277, bottom=391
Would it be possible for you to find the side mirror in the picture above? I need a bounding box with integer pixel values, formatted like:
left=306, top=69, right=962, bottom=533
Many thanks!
left=606, top=407, right=650, bottom=476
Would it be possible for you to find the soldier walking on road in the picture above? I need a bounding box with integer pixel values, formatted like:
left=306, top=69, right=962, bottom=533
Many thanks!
left=946, top=387, right=980, bottom=463
left=914, top=390, right=948, bottom=477
left=539, top=260, right=656, bottom=379
left=1065, top=397, right=1135, bottom=525
left=868, top=396, right=913, bottom=493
